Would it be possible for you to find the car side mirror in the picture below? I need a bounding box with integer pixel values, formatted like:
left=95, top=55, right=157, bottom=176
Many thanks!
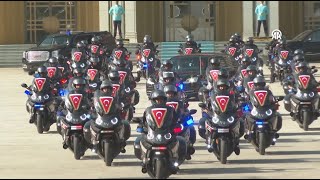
left=21, top=83, right=28, bottom=88
left=198, top=103, right=206, bottom=109
left=189, top=109, right=197, bottom=115
left=276, top=96, right=284, bottom=101
left=28, top=71, right=35, bottom=76
left=306, top=37, right=312, bottom=42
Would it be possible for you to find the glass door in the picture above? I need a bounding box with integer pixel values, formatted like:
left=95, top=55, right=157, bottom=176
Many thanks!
left=25, top=1, right=77, bottom=43
left=164, top=1, right=215, bottom=41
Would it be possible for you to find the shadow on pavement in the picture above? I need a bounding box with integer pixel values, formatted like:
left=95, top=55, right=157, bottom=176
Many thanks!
left=45, top=130, right=59, bottom=134
left=112, top=161, right=140, bottom=167
left=230, top=157, right=320, bottom=164
left=81, top=155, right=100, bottom=160
left=279, top=131, right=320, bottom=136
left=268, top=150, right=320, bottom=156
left=179, top=167, right=286, bottom=175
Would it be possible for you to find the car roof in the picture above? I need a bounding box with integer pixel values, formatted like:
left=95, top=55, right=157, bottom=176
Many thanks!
left=49, top=31, right=110, bottom=38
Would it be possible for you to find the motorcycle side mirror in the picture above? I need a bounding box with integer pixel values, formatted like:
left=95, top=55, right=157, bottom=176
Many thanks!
left=21, top=83, right=28, bottom=88
left=276, top=96, right=284, bottom=101
left=155, top=44, right=159, bottom=48
left=198, top=43, right=201, bottom=47
left=313, top=69, right=318, bottom=74
left=28, top=71, right=35, bottom=76
left=189, top=109, right=197, bottom=115
left=311, top=66, right=316, bottom=69
left=198, top=103, right=206, bottom=108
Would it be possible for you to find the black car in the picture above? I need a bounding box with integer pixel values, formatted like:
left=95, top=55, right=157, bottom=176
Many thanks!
left=286, top=29, right=320, bottom=62
left=146, top=53, right=238, bottom=100
left=22, top=31, right=116, bottom=72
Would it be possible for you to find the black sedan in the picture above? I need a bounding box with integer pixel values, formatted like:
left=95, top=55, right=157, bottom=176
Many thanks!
left=287, top=29, right=320, bottom=62
left=146, top=53, right=238, bottom=100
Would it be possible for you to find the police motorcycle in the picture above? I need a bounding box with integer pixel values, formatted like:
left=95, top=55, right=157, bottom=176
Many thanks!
left=272, top=50, right=292, bottom=83
left=59, top=78, right=92, bottom=160
left=284, top=67, right=320, bottom=131
left=22, top=67, right=57, bottom=134
left=83, top=81, right=131, bottom=166
left=202, top=82, right=242, bottom=164
left=135, top=44, right=160, bottom=79
left=243, top=84, right=284, bottom=155
left=134, top=90, right=187, bottom=179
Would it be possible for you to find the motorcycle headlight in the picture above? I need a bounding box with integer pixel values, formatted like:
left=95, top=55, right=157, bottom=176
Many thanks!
left=212, top=117, right=219, bottom=123
left=95, top=116, right=103, bottom=125
left=147, top=131, right=154, bottom=139
left=252, top=57, right=257, bottom=61
left=147, top=78, right=155, bottom=85
left=80, top=63, right=85, bottom=68
left=149, top=57, right=154, bottom=62
left=287, top=60, right=291, bottom=65
left=227, top=116, right=235, bottom=123
left=44, top=94, right=49, bottom=100
left=52, top=50, right=59, bottom=58
left=156, top=134, right=162, bottom=141
left=164, top=133, right=172, bottom=140
left=91, top=83, right=97, bottom=88
left=80, top=114, right=87, bottom=121
left=266, top=109, right=272, bottom=116
left=309, top=92, right=315, bottom=97
left=111, top=117, right=118, bottom=125
left=66, top=112, right=72, bottom=121
left=235, top=56, right=239, bottom=60
left=251, top=108, right=258, bottom=116
left=38, top=95, right=43, bottom=101
left=125, top=87, right=131, bottom=93
left=303, top=93, right=308, bottom=98
left=72, top=63, right=76, bottom=68
left=31, top=93, right=37, bottom=100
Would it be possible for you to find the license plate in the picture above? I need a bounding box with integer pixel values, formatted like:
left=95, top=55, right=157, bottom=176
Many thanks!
left=70, top=126, right=83, bottom=130
left=300, top=102, right=311, bottom=105
left=217, top=128, right=229, bottom=133
left=101, top=130, right=114, bottom=133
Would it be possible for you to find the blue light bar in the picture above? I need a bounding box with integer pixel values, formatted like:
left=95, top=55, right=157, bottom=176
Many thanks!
left=24, top=90, right=32, bottom=96
left=143, top=63, right=148, bottom=69
left=178, top=83, right=184, bottom=90
left=136, top=127, right=143, bottom=133
left=34, top=104, right=43, bottom=109
left=59, top=89, right=65, bottom=96
left=242, top=103, right=251, bottom=113
left=256, top=121, right=264, bottom=125
left=186, top=119, right=194, bottom=126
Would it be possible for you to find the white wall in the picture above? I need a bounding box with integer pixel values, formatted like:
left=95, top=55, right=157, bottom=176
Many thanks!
left=242, top=1, right=254, bottom=40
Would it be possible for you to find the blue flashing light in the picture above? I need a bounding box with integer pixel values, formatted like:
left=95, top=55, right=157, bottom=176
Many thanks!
left=178, top=83, right=184, bottom=90
left=136, top=127, right=143, bottom=133
left=143, top=63, right=148, bottom=69
left=236, top=85, right=244, bottom=92
left=34, top=103, right=42, bottom=109
left=186, top=119, right=194, bottom=126
left=59, top=89, right=65, bottom=96
left=255, top=120, right=264, bottom=125
left=24, top=90, right=32, bottom=96
left=242, top=103, right=251, bottom=113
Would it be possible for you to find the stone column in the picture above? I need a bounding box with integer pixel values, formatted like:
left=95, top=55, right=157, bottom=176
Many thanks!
left=242, top=1, right=254, bottom=40
left=99, top=1, right=111, bottom=31
left=124, top=1, right=138, bottom=43
left=269, top=1, right=279, bottom=36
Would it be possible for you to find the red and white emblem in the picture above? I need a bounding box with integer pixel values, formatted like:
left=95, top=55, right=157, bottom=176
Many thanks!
left=142, top=49, right=151, bottom=58
left=280, top=51, right=289, bottom=59
left=246, top=49, right=254, bottom=57
left=112, top=84, right=120, bottom=97
left=216, top=96, right=230, bottom=112
left=73, top=52, right=82, bottom=62
left=298, top=75, right=310, bottom=89
left=69, top=94, right=83, bottom=110
left=114, top=50, right=123, bottom=59
left=151, top=108, right=167, bottom=128
left=185, top=48, right=193, bottom=55
left=58, top=67, right=64, bottom=72
left=247, top=81, right=254, bottom=89
left=229, top=47, right=237, bottom=56
left=254, top=90, right=268, bottom=106
left=34, top=78, right=46, bottom=91
left=47, top=67, right=56, bottom=78
left=87, top=69, right=98, bottom=81
left=241, top=69, right=247, bottom=77
left=99, top=96, right=114, bottom=114
left=91, top=45, right=99, bottom=54
left=166, top=101, right=179, bottom=111
left=118, top=71, right=127, bottom=85
left=210, top=70, right=219, bottom=82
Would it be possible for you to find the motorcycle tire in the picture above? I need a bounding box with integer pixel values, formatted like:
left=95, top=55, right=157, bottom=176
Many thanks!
left=220, top=139, right=227, bottom=164
left=74, top=136, right=82, bottom=160
left=154, top=158, right=167, bottom=179
left=302, top=111, right=311, bottom=131
left=258, top=132, right=266, bottom=155
left=36, top=113, right=44, bottom=134
left=104, top=141, right=113, bottom=166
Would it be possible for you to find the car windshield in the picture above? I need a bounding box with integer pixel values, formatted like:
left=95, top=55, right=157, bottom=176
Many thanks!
left=171, top=55, right=209, bottom=79
left=292, top=30, right=312, bottom=41
left=39, top=35, right=69, bottom=47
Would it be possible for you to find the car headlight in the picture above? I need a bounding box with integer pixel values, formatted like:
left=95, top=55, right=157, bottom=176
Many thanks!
left=52, top=50, right=59, bottom=58
left=212, top=117, right=219, bottom=123
left=111, top=117, right=118, bottom=124
left=227, top=116, right=235, bottom=123
left=309, top=92, right=315, bottom=97
left=266, top=109, right=273, bottom=116
left=251, top=108, right=258, bottom=116
left=44, top=94, right=49, bottom=100
left=187, top=77, right=198, bottom=83
left=164, top=133, right=172, bottom=140
left=147, top=78, right=155, bottom=85
left=80, top=114, right=87, bottom=121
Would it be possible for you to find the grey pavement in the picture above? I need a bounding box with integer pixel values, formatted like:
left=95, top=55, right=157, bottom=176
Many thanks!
left=0, top=64, right=320, bottom=179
